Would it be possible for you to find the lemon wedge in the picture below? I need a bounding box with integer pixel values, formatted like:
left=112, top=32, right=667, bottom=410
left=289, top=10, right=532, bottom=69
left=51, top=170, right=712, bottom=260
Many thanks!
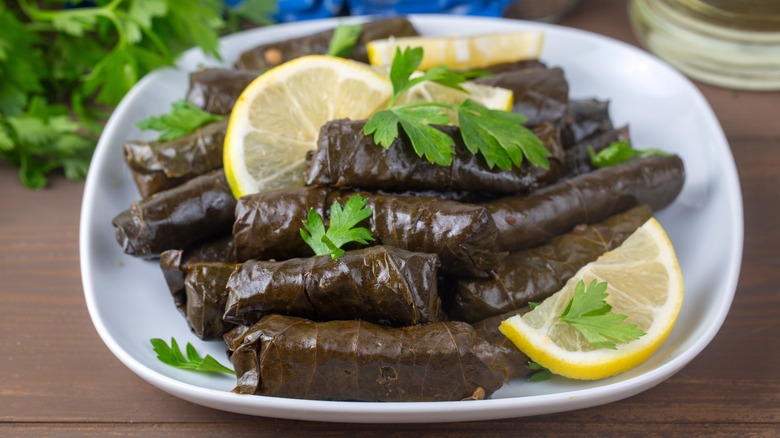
left=224, top=55, right=393, bottom=198
left=499, top=218, right=684, bottom=380
left=366, top=32, right=545, bottom=71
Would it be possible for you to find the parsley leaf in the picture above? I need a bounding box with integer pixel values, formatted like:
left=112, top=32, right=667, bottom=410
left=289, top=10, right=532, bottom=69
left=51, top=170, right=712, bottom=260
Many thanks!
left=232, top=0, right=278, bottom=26
left=387, top=47, right=469, bottom=101
left=0, top=7, right=43, bottom=116
left=156, top=0, right=225, bottom=61
left=300, top=194, right=375, bottom=259
left=389, top=47, right=424, bottom=98
left=364, top=47, right=550, bottom=171
left=458, top=99, right=548, bottom=169
left=365, top=107, right=453, bottom=165
left=588, top=141, right=672, bottom=168
left=559, top=280, right=646, bottom=350
left=327, top=23, right=362, bottom=58
left=1, top=97, right=95, bottom=189
left=416, top=65, right=469, bottom=92
left=527, top=361, right=552, bottom=382
left=150, top=338, right=235, bottom=375
left=137, top=100, right=222, bottom=141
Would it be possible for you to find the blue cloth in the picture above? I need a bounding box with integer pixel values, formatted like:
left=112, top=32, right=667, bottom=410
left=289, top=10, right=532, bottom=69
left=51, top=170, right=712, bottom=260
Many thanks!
left=348, top=0, right=512, bottom=17
left=226, top=0, right=513, bottom=22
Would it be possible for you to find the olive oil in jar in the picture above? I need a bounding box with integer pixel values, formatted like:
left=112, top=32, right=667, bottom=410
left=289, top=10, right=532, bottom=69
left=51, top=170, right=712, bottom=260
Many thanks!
left=630, top=0, right=780, bottom=90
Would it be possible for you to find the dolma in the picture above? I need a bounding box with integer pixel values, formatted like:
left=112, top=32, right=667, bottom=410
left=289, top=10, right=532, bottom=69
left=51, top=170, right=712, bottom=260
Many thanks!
left=364, top=126, right=629, bottom=201
left=305, top=119, right=565, bottom=194
left=342, top=126, right=627, bottom=202
left=561, top=98, right=614, bottom=148
left=186, top=68, right=260, bottom=115
left=128, top=171, right=185, bottom=201
left=233, top=187, right=326, bottom=262
left=330, top=191, right=502, bottom=277
left=233, top=188, right=502, bottom=276
left=223, top=245, right=441, bottom=327
left=472, top=310, right=531, bottom=381
left=123, top=120, right=227, bottom=198
left=561, top=126, right=630, bottom=178
left=449, top=205, right=652, bottom=323
left=224, top=315, right=505, bottom=401
left=487, top=154, right=685, bottom=252
left=234, top=16, right=419, bottom=71
left=112, top=169, right=236, bottom=258
left=159, top=234, right=234, bottom=316
left=183, top=262, right=236, bottom=339
left=473, top=67, right=569, bottom=128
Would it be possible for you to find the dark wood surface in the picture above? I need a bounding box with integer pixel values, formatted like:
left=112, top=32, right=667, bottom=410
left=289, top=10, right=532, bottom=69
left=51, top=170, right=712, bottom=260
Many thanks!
left=1, top=1, right=778, bottom=436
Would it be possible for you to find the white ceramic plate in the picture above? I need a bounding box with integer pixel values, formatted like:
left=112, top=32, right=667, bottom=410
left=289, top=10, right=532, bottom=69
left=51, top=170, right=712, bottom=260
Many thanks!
left=80, top=15, right=743, bottom=423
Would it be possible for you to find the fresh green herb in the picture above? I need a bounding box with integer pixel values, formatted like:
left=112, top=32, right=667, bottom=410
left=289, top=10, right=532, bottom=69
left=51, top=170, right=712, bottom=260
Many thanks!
left=0, top=97, right=95, bottom=188
left=230, top=0, right=278, bottom=26
left=527, top=361, right=552, bottom=382
left=456, top=68, right=493, bottom=80
left=588, top=141, right=671, bottom=168
left=137, top=100, right=222, bottom=141
left=300, top=194, right=375, bottom=259
left=364, top=47, right=549, bottom=171
left=559, top=280, right=646, bottom=350
left=0, top=0, right=276, bottom=189
left=150, top=338, right=235, bottom=375
left=528, top=301, right=541, bottom=311
left=327, top=23, right=362, bottom=58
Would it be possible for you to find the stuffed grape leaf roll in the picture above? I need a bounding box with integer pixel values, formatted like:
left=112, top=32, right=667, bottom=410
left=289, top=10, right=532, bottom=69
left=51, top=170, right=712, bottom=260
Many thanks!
left=186, top=68, right=260, bottom=115
left=232, top=188, right=503, bottom=276
left=224, top=315, right=505, bottom=401
left=183, top=262, right=236, bottom=339
left=123, top=121, right=227, bottom=198
left=305, top=119, right=565, bottom=193
left=233, top=187, right=325, bottom=262
left=159, top=234, right=234, bottom=316
left=223, top=245, right=441, bottom=327
left=449, top=205, right=652, bottom=323
left=561, top=98, right=614, bottom=148
left=487, top=154, right=685, bottom=252
left=472, top=310, right=531, bottom=381
left=235, top=16, right=418, bottom=71
left=356, top=128, right=629, bottom=202
left=112, top=170, right=236, bottom=258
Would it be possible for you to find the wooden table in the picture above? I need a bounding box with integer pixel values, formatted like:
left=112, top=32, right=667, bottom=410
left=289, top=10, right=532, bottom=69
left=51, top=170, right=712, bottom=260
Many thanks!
left=2, top=1, right=778, bottom=436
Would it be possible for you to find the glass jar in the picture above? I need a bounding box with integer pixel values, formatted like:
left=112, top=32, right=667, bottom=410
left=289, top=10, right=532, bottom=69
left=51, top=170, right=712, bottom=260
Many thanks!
left=630, top=0, right=780, bottom=90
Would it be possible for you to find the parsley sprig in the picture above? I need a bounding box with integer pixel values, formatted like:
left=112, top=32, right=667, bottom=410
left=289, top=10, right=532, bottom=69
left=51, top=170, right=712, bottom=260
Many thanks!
left=327, top=23, right=362, bottom=58
left=560, top=280, right=646, bottom=350
left=0, top=1, right=275, bottom=189
left=150, top=338, right=235, bottom=375
left=363, top=47, right=550, bottom=171
left=137, top=100, right=222, bottom=141
left=527, top=361, right=552, bottom=382
left=300, top=194, right=375, bottom=259
left=588, top=141, right=671, bottom=168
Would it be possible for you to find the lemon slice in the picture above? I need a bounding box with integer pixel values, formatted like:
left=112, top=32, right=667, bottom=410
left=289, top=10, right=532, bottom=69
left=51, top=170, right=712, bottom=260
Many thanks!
left=366, top=32, right=545, bottom=71
left=224, top=55, right=393, bottom=198
left=397, top=80, right=513, bottom=111
left=499, top=218, right=684, bottom=380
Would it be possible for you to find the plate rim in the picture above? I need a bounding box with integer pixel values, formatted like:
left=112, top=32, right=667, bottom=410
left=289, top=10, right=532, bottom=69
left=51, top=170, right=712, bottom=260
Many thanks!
left=79, top=13, right=744, bottom=423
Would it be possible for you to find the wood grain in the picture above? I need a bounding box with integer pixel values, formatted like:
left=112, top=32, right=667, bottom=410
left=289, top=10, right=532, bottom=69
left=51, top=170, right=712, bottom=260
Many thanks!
left=1, top=0, right=778, bottom=435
